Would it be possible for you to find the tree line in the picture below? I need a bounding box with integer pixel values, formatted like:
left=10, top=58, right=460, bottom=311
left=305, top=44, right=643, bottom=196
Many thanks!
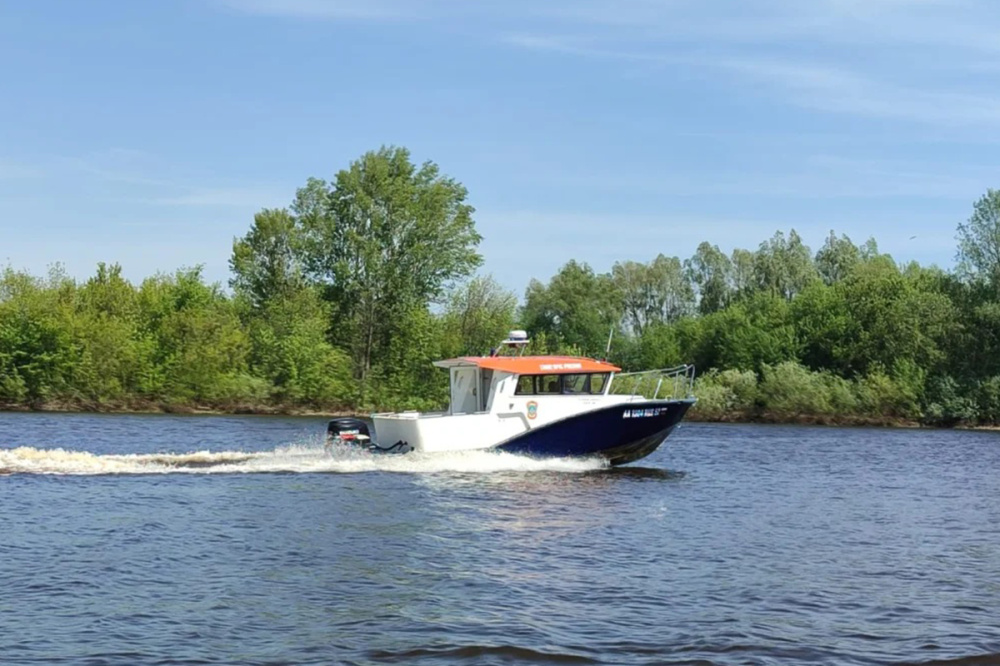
left=2, top=146, right=1000, bottom=425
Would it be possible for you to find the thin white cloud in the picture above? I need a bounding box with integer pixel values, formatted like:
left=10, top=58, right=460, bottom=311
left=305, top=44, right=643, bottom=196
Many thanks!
left=716, top=57, right=1000, bottom=127
left=500, top=32, right=1000, bottom=127
left=151, top=187, right=287, bottom=208
left=502, top=8, right=1000, bottom=129
left=221, top=0, right=998, bottom=59
left=538, top=164, right=987, bottom=202
left=53, top=148, right=179, bottom=188
left=532, top=0, right=993, bottom=52
left=40, top=149, right=289, bottom=210
left=219, top=0, right=409, bottom=20
left=219, top=0, right=525, bottom=21
left=500, top=33, right=674, bottom=63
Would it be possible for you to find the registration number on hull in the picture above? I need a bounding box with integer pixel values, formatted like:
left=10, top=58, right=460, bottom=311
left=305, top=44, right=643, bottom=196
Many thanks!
left=622, top=407, right=667, bottom=419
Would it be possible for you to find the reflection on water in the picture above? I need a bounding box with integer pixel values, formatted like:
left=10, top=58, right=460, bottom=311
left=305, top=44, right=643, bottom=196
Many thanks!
left=2, top=413, right=1000, bottom=665
left=590, top=465, right=687, bottom=481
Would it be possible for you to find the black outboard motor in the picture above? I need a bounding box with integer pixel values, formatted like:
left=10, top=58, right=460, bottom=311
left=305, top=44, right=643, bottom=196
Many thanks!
left=326, top=418, right=372, bottom=448
left=325, top=417, right=412, bottom=455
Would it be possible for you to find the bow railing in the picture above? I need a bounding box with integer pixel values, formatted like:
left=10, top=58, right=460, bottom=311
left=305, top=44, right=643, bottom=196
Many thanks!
left=610, top=364, right=696, bottom=401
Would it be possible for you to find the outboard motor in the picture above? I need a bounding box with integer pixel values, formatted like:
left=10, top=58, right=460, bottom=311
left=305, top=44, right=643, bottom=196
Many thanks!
left=325, top=417, right=412, bottom=455
left=326, top=417, right=372, bottom=448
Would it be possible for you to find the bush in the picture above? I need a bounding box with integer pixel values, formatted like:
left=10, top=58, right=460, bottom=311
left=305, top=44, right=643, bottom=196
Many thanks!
left=690, top=368, right=758, bottom=419
left=758, top=361, right=846, bottom=416
left=855, top=371, right=920, bottom=419
left=976, top=375, right=1000, bottom=424
left=923, top=375, right=979, bottom=426
left=203, top=373, right=272, bottom=406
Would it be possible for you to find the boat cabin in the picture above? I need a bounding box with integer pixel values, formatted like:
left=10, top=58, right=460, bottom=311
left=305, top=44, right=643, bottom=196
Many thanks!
left=431, top=331, right=620, bottom=417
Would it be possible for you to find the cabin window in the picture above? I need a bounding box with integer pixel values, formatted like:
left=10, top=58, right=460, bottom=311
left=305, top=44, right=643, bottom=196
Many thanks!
left=480, top=369, right=494, bottom=411
left=589, top=373, right=609, bottom=393
left=536, top=375, right=562, bottom=394
left=515, top=375, right=535, bottom=395
left=515, top=373, right=611, bottom=395
left=562, top=374, right=589, bottom=394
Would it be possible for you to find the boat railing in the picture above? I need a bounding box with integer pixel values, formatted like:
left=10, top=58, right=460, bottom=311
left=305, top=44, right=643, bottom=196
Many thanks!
left=611, top=364, right=696, bottom=401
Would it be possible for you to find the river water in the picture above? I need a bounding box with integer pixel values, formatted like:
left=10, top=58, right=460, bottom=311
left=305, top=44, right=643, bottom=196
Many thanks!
left=1, top=412, right=999, bottom=666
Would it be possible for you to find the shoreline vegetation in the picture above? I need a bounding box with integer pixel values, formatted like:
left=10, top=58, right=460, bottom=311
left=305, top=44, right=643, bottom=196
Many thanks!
left=0, top=400, right=924, bottom=428
left=0, top=374, right=992, bottom=431
left=0, top=391, right=936, bottom=427
left=3, top=146, right=1000, bottom=430
left=1, top=396, right=993, bottom=431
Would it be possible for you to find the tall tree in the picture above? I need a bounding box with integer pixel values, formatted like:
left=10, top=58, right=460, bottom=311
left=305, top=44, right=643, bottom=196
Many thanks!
left=296, top=146, right=482, bottom=382
left=72, top=263, right=154, bottom=402
left=730, top=248, right=756, bottom=300
left=229, top=208, right=305, bottom=310
left=685, top=242, right=733, bottom=314
left=956, top=188, right=1000, bottom=287
left=834, top=258, right=955, bottom=378
left=137, top=267, right=251, bottom=402
left=0, top=268, right=77, bottom=403
left=521, top=260, right=621, bottom=355
left=613, top=254, right=693, bottom=334
left=243, top=286, right=351, bottom=405
left=791, top=280, right=853, bottom=372
left=753, top=229, right=818, bottom=300
left=441, top=274, right=517, bottom=357
left=698, top=291, right=799, bottom=372
left=814, top=231, right=861, bottom=285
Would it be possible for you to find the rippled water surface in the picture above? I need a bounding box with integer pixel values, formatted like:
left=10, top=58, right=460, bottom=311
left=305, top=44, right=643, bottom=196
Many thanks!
left=2, top=412, right=1000, bottom=665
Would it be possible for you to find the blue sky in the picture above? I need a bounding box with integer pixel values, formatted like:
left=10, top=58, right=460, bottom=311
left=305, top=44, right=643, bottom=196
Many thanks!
left=1, top=0, right=998, bottom=299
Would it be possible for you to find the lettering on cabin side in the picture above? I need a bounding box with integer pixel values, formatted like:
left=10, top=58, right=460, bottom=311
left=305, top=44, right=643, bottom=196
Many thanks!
left=622, top=407, right=666, bottom=419
left=538, top=363, right=583, bottom=371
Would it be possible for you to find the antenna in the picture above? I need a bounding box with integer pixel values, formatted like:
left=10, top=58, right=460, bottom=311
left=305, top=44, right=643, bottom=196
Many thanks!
left=605, top=327, right=614, bottom=357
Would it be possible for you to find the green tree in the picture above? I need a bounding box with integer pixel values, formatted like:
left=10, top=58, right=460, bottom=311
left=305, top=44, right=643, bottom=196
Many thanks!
left=296, top=146, right=482, bottom=383
left=72, top=263, right=156, bottom=402
left=791, top=280, right=852, bottom=373
left=753, top=229, right=818, bottom=300
left=242, top=286, right=350, bottom=406
left=0, top=267, right=78, bottom=403
left=374, top=306, right=450, bottom=410
left=521, top=260, right=621, bottom=355
left=834, top=259, right=955, bottom=378
left=137, top=267, right=253, bottom=404
left=814, top=231, right=861, bottom=285
left=730, top=248, right=756, bottom=300
left=685, top=242, right=732, bottom=314
left=441, top=274, right=517, bottom=357
left=956, top=188, right=1000, bottom=287
left=613, top=254, right=694, bottom=335
left=697, top=292, right=799, bottom=372
left=230, top=208, right=305, bottom=310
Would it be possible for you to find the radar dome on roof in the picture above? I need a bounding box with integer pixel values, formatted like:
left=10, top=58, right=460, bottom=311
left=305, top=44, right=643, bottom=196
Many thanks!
left=507, top=330, right=528, bottom=341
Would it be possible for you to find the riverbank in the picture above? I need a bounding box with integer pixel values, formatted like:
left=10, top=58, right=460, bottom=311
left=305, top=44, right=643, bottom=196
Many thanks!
left=683, top=410, right=921, bottom=428
left=0, top=398, right=359, bottom=418
left=3, top=399, right=996, bottom=430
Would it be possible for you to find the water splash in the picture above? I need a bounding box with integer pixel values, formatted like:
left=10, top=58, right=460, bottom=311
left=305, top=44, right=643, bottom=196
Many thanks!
left=0, top=444, right=607, bottom=476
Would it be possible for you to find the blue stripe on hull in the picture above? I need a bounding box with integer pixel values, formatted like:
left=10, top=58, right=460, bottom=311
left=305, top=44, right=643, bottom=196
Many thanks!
left=492, top=399, right=695, bottom=466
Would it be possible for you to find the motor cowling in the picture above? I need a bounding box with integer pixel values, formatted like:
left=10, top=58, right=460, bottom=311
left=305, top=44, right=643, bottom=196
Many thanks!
left=326, top=417, right=372, bottom=447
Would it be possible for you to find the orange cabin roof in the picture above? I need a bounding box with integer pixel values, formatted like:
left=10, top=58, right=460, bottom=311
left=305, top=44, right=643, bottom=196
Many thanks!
left=433, top=355, right=621, bottom=374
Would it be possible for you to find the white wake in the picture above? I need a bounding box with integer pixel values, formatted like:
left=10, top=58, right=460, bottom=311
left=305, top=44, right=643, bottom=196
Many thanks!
left=0, top=444, right=607, bottom=476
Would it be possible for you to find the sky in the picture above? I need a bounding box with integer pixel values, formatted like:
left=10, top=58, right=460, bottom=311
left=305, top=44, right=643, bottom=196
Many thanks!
left=1, top=0, right=999, bottom=300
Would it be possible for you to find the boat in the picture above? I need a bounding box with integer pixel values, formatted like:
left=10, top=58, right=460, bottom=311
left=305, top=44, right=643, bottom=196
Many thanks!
left=326, top=331, right=696, bottom=466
